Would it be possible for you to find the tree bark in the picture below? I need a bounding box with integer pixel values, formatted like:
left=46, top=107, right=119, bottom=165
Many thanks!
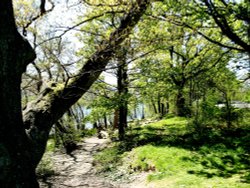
left=151, top=99, right=158, bottom=114
left=117, top=48, right=129, bottom=140
left=0, top=1, right=38, bottom=187
left=103, top=113, right=108, bottom=129
left=113, top=109, right=119, bottom=129
left=176, top=88, right=186, bottom=117
left=157, top=94, right=162, bottom=116
left=141, top=103, right=145, bottom=119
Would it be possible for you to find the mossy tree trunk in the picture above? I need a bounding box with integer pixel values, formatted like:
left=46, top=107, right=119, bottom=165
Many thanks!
left=0, top=0, right=149, bottom=187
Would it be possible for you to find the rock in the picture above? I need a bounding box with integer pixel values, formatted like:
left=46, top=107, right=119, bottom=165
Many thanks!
left=98, top=130, right=109, bottom=139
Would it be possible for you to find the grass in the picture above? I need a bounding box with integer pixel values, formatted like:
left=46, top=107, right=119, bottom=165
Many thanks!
left=94, top=145, right=124, bottom=172
left=36, top=139, right=56, bottom=179
left=46, top=138, right=56, bottom=152
left=94, top=116, right=250, bottom=187
left=36, top=155, right=55, bottom=179
left=125, top=144, right=249, bottom=187
left=127, top=145, right=193, bottom=175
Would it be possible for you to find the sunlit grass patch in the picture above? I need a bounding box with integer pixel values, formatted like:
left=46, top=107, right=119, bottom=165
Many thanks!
left=124, top=144, right=250, bottom=188
left=94, top=143, right=125, bottom=172
left=94, top=116, right=250, bottom=187
left=145, top=173, right=250, bottom=188
left=146, top=116, right=188, bottom=128
left=46, top=138, right=56, bottom=152
left=131, top=117, right=189, bottom=138
left=126, top=145, right=194, bottom=175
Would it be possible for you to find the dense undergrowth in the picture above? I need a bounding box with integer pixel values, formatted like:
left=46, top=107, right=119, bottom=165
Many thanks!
left=94, top=116, right=250, bottom=187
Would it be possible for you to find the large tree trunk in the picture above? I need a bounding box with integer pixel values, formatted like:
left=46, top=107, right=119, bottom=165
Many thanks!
left=0, top=0, right=149, bottom=187
left=0, top=1, right=38, bottom=187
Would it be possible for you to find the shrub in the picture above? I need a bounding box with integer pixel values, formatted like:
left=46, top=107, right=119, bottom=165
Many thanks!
left=81, top=128, right=97, bottom=137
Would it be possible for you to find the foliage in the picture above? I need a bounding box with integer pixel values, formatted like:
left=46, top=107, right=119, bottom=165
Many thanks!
left=62, top=129, right=82, bottom=144
left=80, top=128, right=97, bottom=137
left=219, top=107, right=244, bottom=124
left=94, top=143, right=125, bottom=172
left=94, top=116, right=250, bottom=187
left=45, top=138, right=56, bottom=152
left=14, top=0, right=37, bottom=29
left=240, top=110, right=250, bottom=128
left=36, top=155, right=55, bottom=179
left=127, top=145, right=192, bottom=175
left=37, top=138, right=57, bottom=178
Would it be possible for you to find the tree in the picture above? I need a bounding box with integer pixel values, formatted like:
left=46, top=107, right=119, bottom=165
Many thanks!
left=0, top=0, right=149, bottom=186
left=0, top=1, right=38, bottom=186
left=157, top=0, right=249, bottom=53
left=166, top=32, right=232, bottom=116
left=117, top=45, right=129, bottom=140
left=127, top=0, right=242, bottom=117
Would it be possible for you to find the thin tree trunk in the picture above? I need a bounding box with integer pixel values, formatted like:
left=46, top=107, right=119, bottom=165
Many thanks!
left=141, top=103, right=145, bottom=119
left=166, top=101, right=169, bottom=114
left=113, top=109, right=119, bottom=129
left=176, top=89, right=186, bottom=117
left=161, top=103, right=165, bottom=117
left=134, top=105, right=137, bottom=119
left=151, top=99, right=158, bottom=114
left=117, top=48, right=129, bottom=140
left=157, top=94, right=161, bottom=115
left=104, top=113, right=108, bottom=129
left=76, top=103, right=85, bottom=130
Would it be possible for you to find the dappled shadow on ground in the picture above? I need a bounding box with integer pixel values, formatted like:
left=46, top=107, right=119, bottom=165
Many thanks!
left=122, top=126, right=250, bottom=183
left=38, top=137, right=117, bottom=188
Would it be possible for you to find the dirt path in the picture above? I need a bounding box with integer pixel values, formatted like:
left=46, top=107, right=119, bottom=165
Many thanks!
left=39, top=137, right=119, bottom=188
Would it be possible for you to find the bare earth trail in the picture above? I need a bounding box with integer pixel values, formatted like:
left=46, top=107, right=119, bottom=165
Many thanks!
left=39, top=137, right=148, bottom=188
left=39, top=137, right=117, bottom=188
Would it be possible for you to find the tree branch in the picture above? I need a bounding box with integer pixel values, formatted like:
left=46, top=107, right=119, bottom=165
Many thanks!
left=38, top=10, right=125, bottom=46
left=22, top=0, right=55, bottom=36
left=203, top=0, right=250, bottom=53
left=23, top=0, right=150, bottom=166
